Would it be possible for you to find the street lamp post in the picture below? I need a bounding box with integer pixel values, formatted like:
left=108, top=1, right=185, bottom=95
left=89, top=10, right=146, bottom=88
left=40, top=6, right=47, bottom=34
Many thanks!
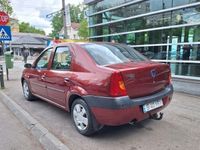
left=46, top=0, right=68, bottom=39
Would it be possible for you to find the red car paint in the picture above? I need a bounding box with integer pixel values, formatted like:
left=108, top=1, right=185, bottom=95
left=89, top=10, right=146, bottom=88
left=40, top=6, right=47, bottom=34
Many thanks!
left=91, top=96, right=171, bottom=126
left=22, top=42, right=173, bottom=126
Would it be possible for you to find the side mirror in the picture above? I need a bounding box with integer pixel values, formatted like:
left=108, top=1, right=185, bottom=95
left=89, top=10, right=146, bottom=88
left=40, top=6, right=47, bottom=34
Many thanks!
left=24, top=63, right=32, bottom=68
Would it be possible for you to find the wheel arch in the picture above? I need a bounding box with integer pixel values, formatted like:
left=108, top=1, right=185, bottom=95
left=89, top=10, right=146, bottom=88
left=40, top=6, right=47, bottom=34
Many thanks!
left=68, top=94, right=83, bottom=112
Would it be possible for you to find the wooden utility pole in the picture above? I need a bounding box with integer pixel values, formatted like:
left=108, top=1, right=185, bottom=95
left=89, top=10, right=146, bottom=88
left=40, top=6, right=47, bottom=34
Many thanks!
left=62, top=0, right=68, bottom=39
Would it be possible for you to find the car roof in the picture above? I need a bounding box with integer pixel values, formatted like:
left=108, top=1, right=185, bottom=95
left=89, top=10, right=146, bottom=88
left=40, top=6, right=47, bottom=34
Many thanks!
left=54, top=42, right=122, bottom=47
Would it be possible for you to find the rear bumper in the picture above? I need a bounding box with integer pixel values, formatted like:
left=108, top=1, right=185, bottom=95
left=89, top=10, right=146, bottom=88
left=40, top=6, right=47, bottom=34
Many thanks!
left=83, top=84, right=173, bottom=126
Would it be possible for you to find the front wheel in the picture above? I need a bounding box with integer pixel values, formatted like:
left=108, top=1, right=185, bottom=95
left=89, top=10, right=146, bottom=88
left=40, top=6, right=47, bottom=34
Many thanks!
left=71, top=98, right=101, bottom=136
left=22, top=80, right=34, bottom=101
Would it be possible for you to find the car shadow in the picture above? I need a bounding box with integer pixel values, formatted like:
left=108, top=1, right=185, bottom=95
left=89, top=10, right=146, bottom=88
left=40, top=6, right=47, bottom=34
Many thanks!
left=32, top=97, right=68, bottom=115
left=92, top=119, right=154, bottom=138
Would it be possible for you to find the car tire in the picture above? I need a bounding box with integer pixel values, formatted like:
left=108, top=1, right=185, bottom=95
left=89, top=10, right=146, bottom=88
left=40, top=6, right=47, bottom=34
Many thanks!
left=71, top=98, right=100, bottom=136
left=22, top=80, right=34, bottom=101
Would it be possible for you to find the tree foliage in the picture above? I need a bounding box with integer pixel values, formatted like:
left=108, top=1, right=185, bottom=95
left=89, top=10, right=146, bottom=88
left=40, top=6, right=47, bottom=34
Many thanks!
left=19, top=22, right=45, bottom=35
left=50, top=4, right=87, bottom=38
left=78, top=19, right=89, bottom=40
left=49, top=13, right=63, bottom=38
left=0, top=0, right=13, bottom=15
left=69, top=4, right=85, bottom=23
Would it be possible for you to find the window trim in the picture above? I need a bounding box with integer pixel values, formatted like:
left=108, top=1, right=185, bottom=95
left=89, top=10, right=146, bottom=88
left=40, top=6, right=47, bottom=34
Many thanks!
left=152, top=59, right=200, bottom=64
left=34, top=47, right=53, bottom=70
left=89, top=2, right=200, bottom=27
left=89, top=22, right=200, bottom=39
left=171, top=75, right=200, bottom=81
left=88, top=0, right=143, bottom=17
left=51, top=46, right=72, bottom=71
left=129, top=42, right=200, bottom=48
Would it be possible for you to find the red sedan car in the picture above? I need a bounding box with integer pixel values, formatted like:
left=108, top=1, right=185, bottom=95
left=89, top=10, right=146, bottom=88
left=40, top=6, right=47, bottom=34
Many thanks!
left=22, top=42, right=173, bottom=136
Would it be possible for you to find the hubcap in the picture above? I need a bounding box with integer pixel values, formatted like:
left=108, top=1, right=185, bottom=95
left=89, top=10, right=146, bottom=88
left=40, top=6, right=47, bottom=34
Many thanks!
left=23, top=82, right=29, bottom=98
left=73, top=104, right=88, bottom=131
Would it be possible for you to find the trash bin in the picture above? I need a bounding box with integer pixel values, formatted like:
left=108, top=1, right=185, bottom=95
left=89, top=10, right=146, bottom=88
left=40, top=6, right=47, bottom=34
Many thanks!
left=4, top=51, right=14, bottom=69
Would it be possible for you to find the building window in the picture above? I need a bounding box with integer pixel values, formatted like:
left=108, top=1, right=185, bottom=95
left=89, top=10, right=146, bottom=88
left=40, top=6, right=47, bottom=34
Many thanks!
left=87, top=0, right=200, bottom=79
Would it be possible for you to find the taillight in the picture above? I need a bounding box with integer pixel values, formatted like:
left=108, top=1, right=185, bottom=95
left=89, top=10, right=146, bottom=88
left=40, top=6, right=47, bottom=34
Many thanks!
left=110, top=72, right=127, bottom=97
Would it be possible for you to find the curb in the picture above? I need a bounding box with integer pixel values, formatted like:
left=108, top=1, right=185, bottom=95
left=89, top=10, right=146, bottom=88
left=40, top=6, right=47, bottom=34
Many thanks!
left=0, top=90, right=70, bottom=150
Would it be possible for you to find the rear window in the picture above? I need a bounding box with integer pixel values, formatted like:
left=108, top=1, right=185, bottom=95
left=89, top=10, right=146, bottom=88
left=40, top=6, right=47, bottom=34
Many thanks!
left=81, top=43, right=148, bottom=66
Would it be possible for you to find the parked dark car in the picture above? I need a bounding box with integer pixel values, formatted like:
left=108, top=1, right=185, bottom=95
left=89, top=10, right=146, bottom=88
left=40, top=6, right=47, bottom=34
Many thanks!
left=21, top=42, right=173, bottom=136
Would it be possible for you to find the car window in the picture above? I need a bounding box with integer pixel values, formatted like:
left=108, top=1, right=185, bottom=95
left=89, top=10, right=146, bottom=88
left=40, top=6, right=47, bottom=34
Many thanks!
left=82, top=43, right=148, bottom=66
left=36, top=48, right=52, bottom=69
left=51, top=47, right=71, bottom=70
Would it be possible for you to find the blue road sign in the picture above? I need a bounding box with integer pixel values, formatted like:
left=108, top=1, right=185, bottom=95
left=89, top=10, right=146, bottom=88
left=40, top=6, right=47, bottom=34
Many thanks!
left=0, top=26, right=12, bottom=41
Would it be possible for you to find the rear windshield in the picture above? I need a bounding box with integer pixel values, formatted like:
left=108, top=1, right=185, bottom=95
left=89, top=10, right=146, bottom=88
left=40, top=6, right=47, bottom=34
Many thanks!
left=81, top=43, right=148, bottom=66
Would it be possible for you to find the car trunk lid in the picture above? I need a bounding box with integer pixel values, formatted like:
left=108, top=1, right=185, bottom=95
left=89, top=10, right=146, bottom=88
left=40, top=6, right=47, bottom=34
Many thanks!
left=106, top=61, right=170, bottom=98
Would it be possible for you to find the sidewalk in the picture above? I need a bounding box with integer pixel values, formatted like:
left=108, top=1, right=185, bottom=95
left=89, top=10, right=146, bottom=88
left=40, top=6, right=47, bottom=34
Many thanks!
left=0, top=56, right=3, bottom=61
left=0, top=100, right=43, bottom=150
left=0, top=61, right=69, bottom=150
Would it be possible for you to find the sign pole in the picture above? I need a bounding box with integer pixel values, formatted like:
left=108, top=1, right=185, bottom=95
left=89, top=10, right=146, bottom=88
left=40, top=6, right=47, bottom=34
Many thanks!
left=0, top=64, right=5, bottom=89
left=0, top=41, right=2, bottom=55
left=6, top=67, right=9, bottom=80
left=2, top=40, right=5, bottom=53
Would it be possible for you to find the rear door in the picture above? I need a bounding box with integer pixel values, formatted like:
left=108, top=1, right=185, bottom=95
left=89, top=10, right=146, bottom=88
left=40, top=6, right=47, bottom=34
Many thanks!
left=28, top=48, right=52, bottom=98
left=45, top=46, right=72, bottom=107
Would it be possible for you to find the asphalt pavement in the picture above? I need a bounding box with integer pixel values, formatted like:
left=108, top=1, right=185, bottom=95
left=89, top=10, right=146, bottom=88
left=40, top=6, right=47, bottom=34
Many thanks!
left=0, top=61, right=200, bottom=150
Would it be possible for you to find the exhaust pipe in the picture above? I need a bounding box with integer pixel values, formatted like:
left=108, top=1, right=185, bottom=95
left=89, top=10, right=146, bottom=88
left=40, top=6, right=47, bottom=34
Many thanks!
left=129, top=119, right=137, bottom=125
left=129, top=113, right=163, bottom=125
left=150, top=112, right=163, bottom=120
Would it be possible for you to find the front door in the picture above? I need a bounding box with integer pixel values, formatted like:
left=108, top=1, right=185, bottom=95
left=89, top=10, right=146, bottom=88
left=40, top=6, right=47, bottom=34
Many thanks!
left=45, top=46, right=72, bottom=107
left=29, top=48, right=52, bottom=98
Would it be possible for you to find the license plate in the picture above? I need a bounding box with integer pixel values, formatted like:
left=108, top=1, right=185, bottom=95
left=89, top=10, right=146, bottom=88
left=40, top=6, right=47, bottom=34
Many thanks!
left=143, top=100, right=163, bottom=113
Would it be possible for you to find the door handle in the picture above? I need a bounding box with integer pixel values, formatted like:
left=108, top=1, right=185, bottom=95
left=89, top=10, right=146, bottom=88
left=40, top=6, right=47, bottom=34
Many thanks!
left=64, top=77, right=70, bottom=83
left=41, top=73, right=46, bottom=80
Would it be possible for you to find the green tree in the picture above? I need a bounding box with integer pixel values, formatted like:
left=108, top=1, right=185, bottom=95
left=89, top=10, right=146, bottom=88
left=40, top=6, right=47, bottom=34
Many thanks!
left=78, top=19, right=89, bottom=40
left=70, top=4, right=86, bottom=23
left=0, top=0, right=13, bottom=15
left=50, top=4, right=86, bottom=38
left=19, top=22, right=45, bottom=35
left=49, top=13, right=63, bottom=38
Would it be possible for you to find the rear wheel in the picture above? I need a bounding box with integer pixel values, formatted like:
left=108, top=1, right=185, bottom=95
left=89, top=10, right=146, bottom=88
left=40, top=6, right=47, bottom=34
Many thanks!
left=71, top=98, right=101, bottom=136
left=22, top=80, right=34, bottom=101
